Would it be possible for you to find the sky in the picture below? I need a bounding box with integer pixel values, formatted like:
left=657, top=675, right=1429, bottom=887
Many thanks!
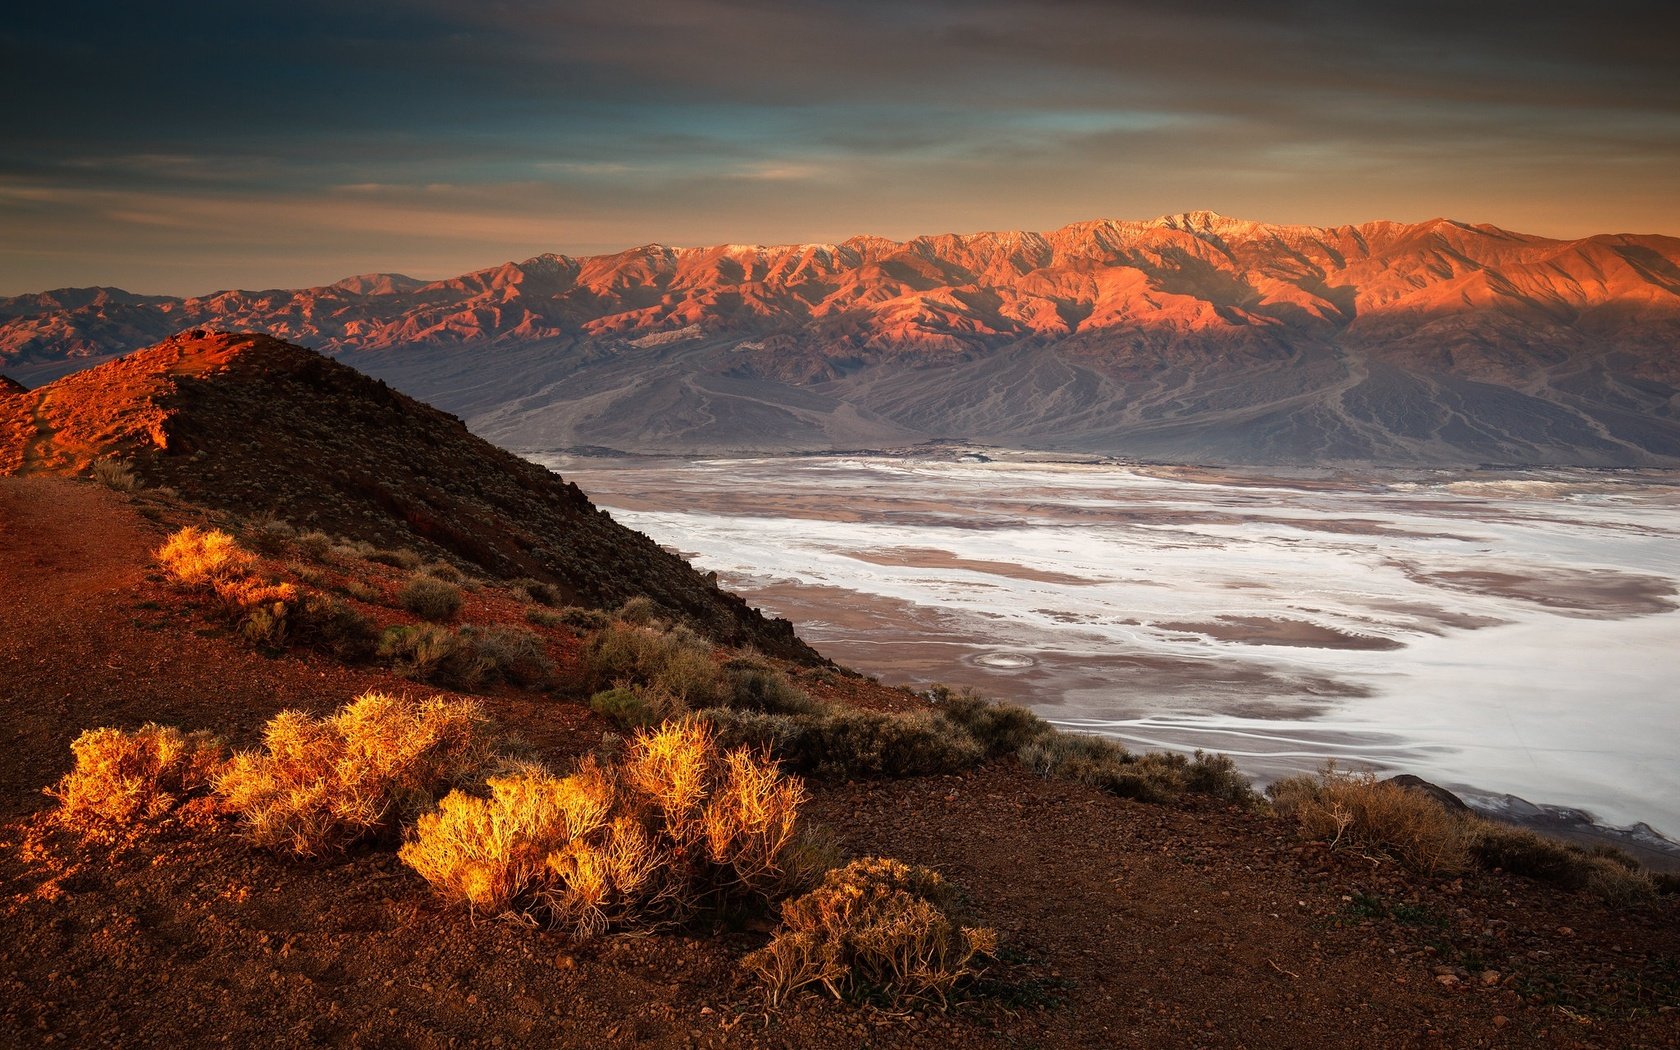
left=3, top=0, right=1679, bottom=295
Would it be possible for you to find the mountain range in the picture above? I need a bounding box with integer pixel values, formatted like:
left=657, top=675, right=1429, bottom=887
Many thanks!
left=5, top=211, right=1679, bottom=465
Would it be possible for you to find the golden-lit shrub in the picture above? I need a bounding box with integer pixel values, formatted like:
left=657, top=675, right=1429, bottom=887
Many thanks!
left=401, top=762, right=623, bottom=918
left=744, top=856, right=995, bottom=1007
left=1269, top=767, right=1474, bottom=876
left=50, top=724, right=225, bottom=833
left=401, top=719, right=809, bottom=934
left=157, top=526, right=257, bottom=588
left=216, top=692, right=495, bottom=855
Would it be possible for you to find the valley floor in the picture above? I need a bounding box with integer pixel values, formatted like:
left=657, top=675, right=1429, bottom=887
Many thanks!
left=1, top=477, right=1677, bottom=1048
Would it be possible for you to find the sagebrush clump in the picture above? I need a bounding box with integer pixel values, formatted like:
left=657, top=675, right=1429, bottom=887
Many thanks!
left=50, top=724, right=225, bottom=833
left=379, top=623, right=553, bottom=689
left=700, top=706, right=984, bottom=779
left=400, top=574, right=464, bottom=621
left=156, top=527, right=378, bottom=658
left=216, top=692, right=497, bottom=855
left=158, top=526, right=257, bottom=588
left=90, top=457, right=138, bottom=491
left=744, top=856, right=996, bottom=1006
left=401, top=719, right=810, bottom=934
left=1269, top=767, right=1476, bottom=876
left=591, top=685, right=685, bottom=729
left=582, top=620, right=725, bottom=705
left=1269, top=766, right=1658, bottom=903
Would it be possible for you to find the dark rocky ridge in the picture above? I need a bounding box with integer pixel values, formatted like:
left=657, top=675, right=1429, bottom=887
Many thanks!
left=0, top=331, right=815, bottom=660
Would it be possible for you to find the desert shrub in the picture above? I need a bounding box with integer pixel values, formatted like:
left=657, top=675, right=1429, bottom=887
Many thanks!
left=379, top=624, right=492, bottom=689
left=243, top=513, right=296, bottom=553
left=1180, top=750, right=1256, bottom=805
left=290, top=593, right=380, bottom=661
left=216, top=692, right=495, bottom=855
left=331, top=540, right=374, bottom=562
left=722, top=658, right=823, bottom=716
left=525, top=607, right=564, bottom=628
left=700, top=707, right=983, bottom=780
left=294, top=530, right=334, bottom=560
left=513, top=578, right=561, bottom=606
left=369, top=547, right=423, bottom=570
left=1019, top=733, right=1177, bottom=802
left=461, top=625, right=554, bottom=688
left=420, top=560, right=465, bottom=583
left=1269, top=767, right=1474, bottom=875
left=592, top=685, right=686, bottom=729
left=157, top=526, right=256, bottom=587
left=402, top=719, right=809, bottom=934
left=336, top=578, right=384, bottom=604
left=1471, top=823, right=1656, bottom=904
left=744, top=857, right=996, bottom=1007
left=400, top=574, right=463, bottom=621
left=933, top=688, right=1053, bottom=756
left=582, top=621, right=724, bottom=704
left=614, top=595, right=662, bottom=625
left=559, top=606, right=610, bottom=631
left=286, top=560, right=328, bottom=588
left=50, top=724, right=225, bottom=832
left=90, top=457, right=138, bottom=492
left=1581, top=856, right=1656, bottom=906
left=1470, top=823, right=1585, bottom=884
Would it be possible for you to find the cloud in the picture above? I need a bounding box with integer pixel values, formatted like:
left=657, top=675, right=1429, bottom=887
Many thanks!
left=2, top=0, right=1678, bottom=292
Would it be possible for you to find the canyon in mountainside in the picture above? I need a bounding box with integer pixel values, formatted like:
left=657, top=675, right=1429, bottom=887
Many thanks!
left=4, top=211, right=1678, bottom=466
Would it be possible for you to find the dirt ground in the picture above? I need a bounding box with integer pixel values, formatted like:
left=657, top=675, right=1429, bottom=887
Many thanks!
left=2, top=476, right=1677, bottom=1049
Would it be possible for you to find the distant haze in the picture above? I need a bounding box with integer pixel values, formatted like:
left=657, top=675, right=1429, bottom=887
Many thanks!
left=3, top=1, right=1679, bottom=294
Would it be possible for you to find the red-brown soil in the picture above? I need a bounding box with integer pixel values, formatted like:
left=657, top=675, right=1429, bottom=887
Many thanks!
left=3, top=476, right=1677, bottom=1048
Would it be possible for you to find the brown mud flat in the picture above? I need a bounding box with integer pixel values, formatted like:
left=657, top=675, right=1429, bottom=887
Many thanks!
left=842, top=545, right=1101, bottom=586
left=1396, top=563, right=1679, bottom=619
left=1, top=476, right=1678, bottom=1049
left=1156, top=615, right=1406, bottom=652
left=733, top=577, right=1364, bottom=722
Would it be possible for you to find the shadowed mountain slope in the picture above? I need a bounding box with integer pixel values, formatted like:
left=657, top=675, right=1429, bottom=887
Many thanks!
left=6, top=212, right=1679, bottom=464
left=0, top=330, right=813, bottom=658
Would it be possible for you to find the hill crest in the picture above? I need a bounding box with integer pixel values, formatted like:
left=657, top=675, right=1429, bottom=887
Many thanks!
left=0, top=330, right=815, bottom=657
